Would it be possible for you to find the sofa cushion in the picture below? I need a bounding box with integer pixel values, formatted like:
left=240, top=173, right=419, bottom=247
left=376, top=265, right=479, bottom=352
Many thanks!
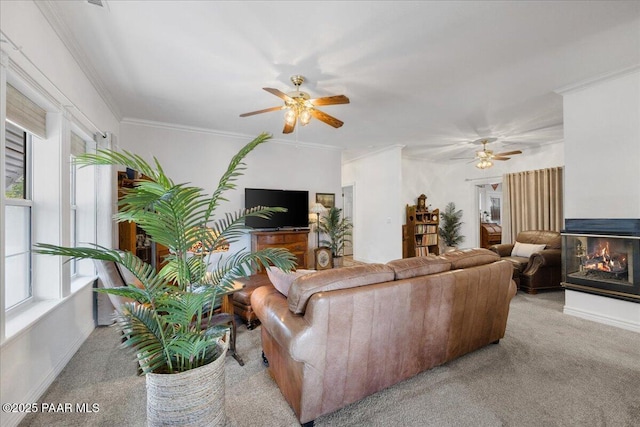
left=266, top=266, right=316, bottom=297
left=288, top=264, right=395, bottom=314
left=501, top=256, right=530, bottom=273
left=511, top=241, right=546, bottom=258
left=441, top=248, right=500, bottom=270
left=386, top=256, right=451, bottom=280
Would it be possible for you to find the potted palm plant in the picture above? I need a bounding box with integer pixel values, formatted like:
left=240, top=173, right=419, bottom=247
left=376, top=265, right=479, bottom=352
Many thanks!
left=36, top=133, right=296, bottom=426
left=318, top=206, right=353, bottom=267
left=439, top=202, right=464, bottom=252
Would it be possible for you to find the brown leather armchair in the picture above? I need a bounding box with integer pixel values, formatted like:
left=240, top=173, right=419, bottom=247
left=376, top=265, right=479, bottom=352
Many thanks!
left=489, top=230, right=562, bottom=294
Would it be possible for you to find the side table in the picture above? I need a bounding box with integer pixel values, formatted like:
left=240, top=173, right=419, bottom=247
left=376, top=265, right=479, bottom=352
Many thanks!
left=217, top=280, right=245, bottom=366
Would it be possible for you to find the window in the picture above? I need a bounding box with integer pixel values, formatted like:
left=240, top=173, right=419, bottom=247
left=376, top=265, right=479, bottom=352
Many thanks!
left=69, top=132, right=96, bottom=280
left=70, top=133, right=83, bottom=277
left=70, top=155, right=78, bottom=276
left=4, top=121, right=33, bottom=309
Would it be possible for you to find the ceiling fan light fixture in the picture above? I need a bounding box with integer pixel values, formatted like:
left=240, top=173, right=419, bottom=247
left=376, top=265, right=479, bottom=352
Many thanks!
left=476, top=159, right=493, bottom=169
left=299, top=108, right=311, bottom=125
left=284, top=109, right=297, bottom=125
left=240, top=75, right=349, bottom=134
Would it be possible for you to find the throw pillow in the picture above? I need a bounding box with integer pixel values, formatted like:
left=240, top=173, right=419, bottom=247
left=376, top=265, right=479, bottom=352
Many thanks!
left=511, top=241, right=547, bottom=258
left=266, top=266, right=316, bottom=297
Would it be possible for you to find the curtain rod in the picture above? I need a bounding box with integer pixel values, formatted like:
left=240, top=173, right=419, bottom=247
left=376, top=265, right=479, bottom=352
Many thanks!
left=1, top=31, right=107, bottom=138
left=465, top=176, right=502, bottom=182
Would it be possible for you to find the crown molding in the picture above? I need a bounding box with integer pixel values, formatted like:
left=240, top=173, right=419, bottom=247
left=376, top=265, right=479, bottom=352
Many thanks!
left=555, top=64, right=640, bottom=95
left=342, top=144, right=405, bottom=165
left=35, top=0, right=122, bottom=121
left=120, top=117, right=343, bottom=151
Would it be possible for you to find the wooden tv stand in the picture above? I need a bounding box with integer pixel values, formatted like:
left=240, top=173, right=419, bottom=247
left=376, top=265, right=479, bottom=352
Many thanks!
left=250, top=229, right=309, bottom=271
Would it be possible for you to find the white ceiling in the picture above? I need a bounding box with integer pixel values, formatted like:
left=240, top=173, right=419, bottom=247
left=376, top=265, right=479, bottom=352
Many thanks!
left=36, top=1, right=640, bottom=162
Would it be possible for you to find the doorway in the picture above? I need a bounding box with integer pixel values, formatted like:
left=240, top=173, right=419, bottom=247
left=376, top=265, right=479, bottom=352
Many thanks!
left=476, top=182, right=502, bottom=248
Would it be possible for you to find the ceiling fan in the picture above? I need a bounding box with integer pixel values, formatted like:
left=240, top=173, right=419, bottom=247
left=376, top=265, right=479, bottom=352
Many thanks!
left=472, top=138, right=523, bottom=169
left=239, top=75, right=350, bottom=134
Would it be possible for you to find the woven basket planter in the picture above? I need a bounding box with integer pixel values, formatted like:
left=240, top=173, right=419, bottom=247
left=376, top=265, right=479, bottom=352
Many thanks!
left=146, top=337, right=229, bottom=427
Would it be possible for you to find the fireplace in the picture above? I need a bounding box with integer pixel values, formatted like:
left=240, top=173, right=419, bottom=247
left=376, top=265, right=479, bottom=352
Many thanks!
left=562, top=219, right=640, bottom=303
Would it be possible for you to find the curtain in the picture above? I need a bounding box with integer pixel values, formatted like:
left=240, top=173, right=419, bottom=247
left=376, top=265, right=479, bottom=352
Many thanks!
left=501, top=166, right=563, bottom=242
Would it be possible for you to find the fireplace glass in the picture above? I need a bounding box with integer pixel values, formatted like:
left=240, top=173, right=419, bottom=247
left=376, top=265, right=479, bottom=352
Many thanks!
left=562, top=219, right=640, bottom=302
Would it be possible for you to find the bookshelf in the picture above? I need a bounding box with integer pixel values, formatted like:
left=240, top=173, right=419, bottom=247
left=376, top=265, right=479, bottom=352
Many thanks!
left=406, top=204, right=440, bottom=257
left=117, top=171, right=169, bottom=271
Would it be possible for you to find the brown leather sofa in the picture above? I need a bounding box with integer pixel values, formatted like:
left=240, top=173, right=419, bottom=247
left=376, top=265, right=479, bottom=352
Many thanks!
left=251, top=249, right=516, bottom=426
left=489, top=230, right=562, bottom=294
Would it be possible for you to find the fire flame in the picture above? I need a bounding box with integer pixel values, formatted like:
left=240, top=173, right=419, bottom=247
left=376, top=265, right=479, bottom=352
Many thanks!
left=584, top=240, right=627, bottom=273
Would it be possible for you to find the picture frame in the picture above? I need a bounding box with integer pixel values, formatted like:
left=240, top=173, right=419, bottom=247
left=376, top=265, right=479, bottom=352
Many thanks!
left=316, top=193, right=335, bottom=209
left=314, top=247, right=333, bottom=270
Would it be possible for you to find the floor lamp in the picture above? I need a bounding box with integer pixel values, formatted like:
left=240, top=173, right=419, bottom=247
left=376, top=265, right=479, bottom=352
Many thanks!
left=310, top=203, right=327, bottom=248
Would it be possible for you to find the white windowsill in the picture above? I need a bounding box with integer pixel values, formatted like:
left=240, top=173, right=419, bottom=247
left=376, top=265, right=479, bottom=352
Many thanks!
left=2, top=275, right=97, bottom=345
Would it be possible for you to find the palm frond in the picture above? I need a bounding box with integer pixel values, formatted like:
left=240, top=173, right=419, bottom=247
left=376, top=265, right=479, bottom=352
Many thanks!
left=117, top=303, right=173, bottom=374
left=205, top=133, right=271, bottom=220
left=205, top=248, right=296, bottom=289
left=38, top=134, right=301, bottom=374
left=166, top=333, right=223, bottom=372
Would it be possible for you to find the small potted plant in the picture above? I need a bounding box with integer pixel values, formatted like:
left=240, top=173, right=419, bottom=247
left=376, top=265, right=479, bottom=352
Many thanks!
left=36, top=133, right=296, bottom=426
left=439, top=202, right=464, bottom=252
left=318, top=206, right=353, bottom=267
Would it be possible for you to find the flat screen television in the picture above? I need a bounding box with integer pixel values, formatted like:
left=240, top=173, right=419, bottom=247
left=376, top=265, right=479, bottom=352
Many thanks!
left=244, top=188, right=309, bottom=230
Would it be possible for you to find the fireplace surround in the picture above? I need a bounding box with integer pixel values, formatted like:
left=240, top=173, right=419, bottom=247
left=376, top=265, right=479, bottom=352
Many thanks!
left=562, top=219, right=640, bottom=303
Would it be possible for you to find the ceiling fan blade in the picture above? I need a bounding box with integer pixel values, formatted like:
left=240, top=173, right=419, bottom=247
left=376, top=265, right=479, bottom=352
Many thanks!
left=494, top=150, right=522, bottom=157
left=309, top=108, right=344, bottom=128
left=239, top=106, right=284, bottom=117
left=263, top=87, right=293, bottom=102
left=283, top=116, right=296, bottom=134
left=310, top=95, right=350, bottom=106
left=493, top=156, right=511, bottom=161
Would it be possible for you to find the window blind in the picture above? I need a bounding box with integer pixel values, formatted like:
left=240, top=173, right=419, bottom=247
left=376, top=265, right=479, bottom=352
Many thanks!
left=70, top=132, right=86, bottom=157
left=5, top=121, right=26, bottom=190
left=6, top=84, right=47, bottom=139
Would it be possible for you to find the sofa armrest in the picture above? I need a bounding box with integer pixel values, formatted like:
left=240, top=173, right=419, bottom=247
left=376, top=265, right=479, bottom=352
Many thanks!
left=522, top=249, right=561, bottom=275
left=489, top=244, right=514, bottom=257
left=250, top=285, right=315, bottom=361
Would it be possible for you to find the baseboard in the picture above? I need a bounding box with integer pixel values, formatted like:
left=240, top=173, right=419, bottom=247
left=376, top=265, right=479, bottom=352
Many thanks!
left=2, top=323, right=95, bottom=427
left=563, top=306, right=640, bottom=333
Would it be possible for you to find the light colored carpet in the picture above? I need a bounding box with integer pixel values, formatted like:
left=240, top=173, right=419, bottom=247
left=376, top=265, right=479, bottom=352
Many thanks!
left=20, top=291, right=640, bottom=426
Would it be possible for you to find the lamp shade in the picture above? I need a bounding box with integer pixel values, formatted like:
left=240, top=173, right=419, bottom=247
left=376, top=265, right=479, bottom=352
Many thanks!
left=310, top=203, right=327, bottom=214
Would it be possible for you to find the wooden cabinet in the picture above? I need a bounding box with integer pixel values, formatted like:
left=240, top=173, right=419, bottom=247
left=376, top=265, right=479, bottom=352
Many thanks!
left=480, top=223, right=502, bottom=248
left=250, top=230, right=309, bottom=272
left=117, top=172, right=168, bottom=271
left=405, top=205, right=439, bottom=257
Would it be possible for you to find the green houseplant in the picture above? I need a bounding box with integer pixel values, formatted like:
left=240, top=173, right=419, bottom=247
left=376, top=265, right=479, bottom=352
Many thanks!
left=318, top=206, right=353, bottom=267
left=439, top=202, right=464, bottom=251
left=36, top=133, right=296, bottom=426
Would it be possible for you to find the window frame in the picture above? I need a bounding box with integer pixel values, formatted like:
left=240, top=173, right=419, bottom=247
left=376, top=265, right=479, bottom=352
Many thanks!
left=4, top=127, right=34, bottom=311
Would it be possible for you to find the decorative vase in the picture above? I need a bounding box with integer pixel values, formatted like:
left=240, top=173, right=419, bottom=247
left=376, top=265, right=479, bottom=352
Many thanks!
left=332, top=256, right=343, bottom=268
left=146, top=337, right=229, bottom=427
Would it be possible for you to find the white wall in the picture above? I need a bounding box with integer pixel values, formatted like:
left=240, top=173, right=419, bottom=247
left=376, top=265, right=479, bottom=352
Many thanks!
left=562, top=69, right=640, bottom=218
left=402, top=142, right=564, bottom=248
left=559, top=67, right=640, bottom=331
left=119, top=120, right=343, bottom=264
left=342, top=146, right=404, bottom=263
left=1, top=3, right=119, bottom=426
